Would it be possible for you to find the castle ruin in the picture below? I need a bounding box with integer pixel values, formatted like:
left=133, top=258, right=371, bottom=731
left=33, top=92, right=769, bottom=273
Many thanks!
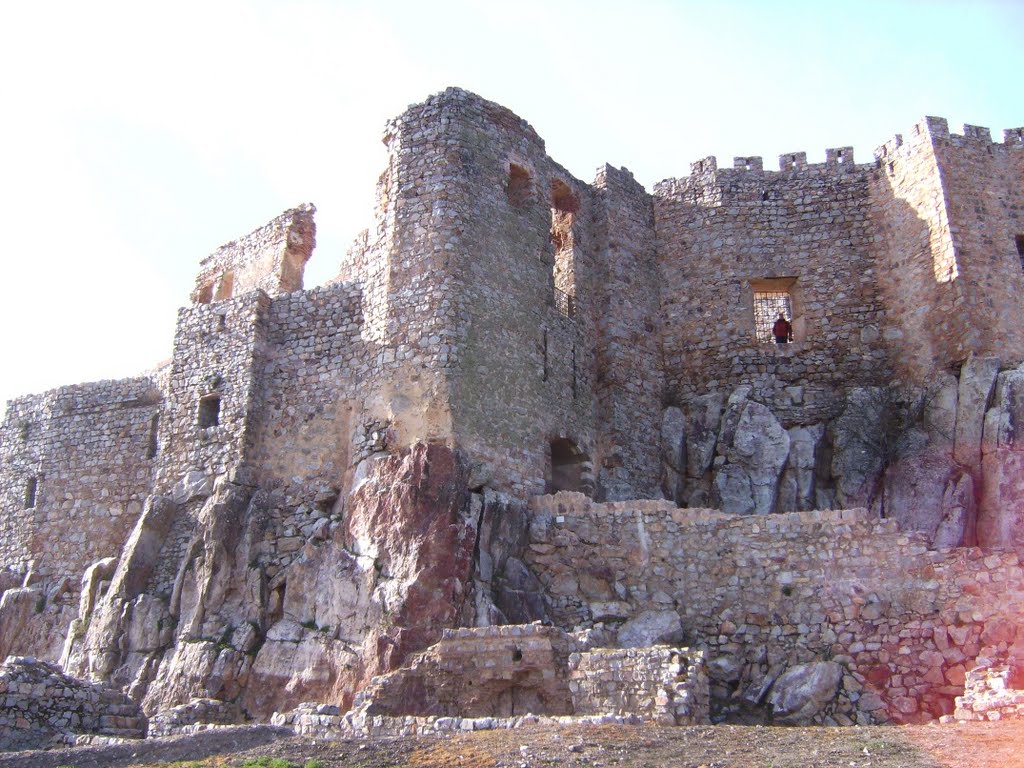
left=2, top=88, right=1024, bottom=742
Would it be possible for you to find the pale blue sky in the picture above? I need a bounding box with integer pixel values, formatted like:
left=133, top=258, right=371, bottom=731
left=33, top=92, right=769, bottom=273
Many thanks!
left=0, top=0, right=1021, bottom=414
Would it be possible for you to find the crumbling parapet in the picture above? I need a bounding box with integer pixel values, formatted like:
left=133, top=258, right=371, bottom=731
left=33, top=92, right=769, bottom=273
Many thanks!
left=191, top=204, right=316, bottom=305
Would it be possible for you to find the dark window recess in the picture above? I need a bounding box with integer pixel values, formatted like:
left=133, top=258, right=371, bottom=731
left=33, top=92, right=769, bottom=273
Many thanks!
left=507, top=164, right=532, bottom=208
left=198, top=395, right=221, bottom=428
left=548, top=438, right=592, bottom=496
left=20, top=422, right=30, bottom=442
left=1016, top=235, right=1024, bottom=269
left=754, top=290, right=794, bottom=344
left=24, top=477, right=37, bottom=509
left=146, top=414, right=160, bottom=458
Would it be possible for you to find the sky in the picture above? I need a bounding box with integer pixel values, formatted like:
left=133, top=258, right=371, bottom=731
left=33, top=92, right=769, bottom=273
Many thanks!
left=0, top=0, right=1021, bottom=416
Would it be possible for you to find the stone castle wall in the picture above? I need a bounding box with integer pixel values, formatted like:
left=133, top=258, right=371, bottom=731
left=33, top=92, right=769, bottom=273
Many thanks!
left=0, top=377, right=160, bottom=584
left=654, top=153, right=890, bottom=424
left=191, top=204, right=316, bottom=305
left=526, top=494, right=1024, bottom=724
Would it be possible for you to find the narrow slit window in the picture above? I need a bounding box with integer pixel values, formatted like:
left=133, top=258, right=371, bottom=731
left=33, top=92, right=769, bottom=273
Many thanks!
left=198, top=395, right=221, bottom=428
left=507, top=164, right=532, bottom=208
left=1016, top=234, right=1024, bottom=270
left=146, top=414, right=160, bottom=458
left=24, top=477, right=37, bottom=509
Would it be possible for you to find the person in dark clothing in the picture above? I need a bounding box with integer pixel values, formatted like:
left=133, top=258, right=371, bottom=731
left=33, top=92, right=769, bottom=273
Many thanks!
left=773, top=313, right=793, bottom=344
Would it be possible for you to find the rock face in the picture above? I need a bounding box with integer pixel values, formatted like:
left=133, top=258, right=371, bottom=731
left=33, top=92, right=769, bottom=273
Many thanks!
left=979, top=365, right=1024, bottom=549
left=768, top=662, right=843, bottom=725
left=713, top=400, right=790, bottom=516
left=63, top=443, right=487, bottom=721
left=0, top=656, right=145, bottom=750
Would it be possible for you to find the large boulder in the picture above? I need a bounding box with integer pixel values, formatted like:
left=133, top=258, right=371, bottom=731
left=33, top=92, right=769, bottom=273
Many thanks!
left=768, top=661, right=843, bottom=725
left=713, top=400, right=789, bottom=516
left=776, top=424, right=824, bottom=513
left=830, top=388, right=888, bottom=509
left=955, top=354, right=1000, bottom=477
left=616, top=610, right=684, bottom=648
left=979, top=365, right=1024, bottom=549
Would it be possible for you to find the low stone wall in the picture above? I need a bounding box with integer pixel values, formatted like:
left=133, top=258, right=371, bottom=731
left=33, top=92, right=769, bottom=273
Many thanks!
left=954, top=657, right=1024, bottom=721
left=526, top=493, right=1024, bottom=724
left=272, top=624, right=709, bottom=737
left=147, top=697, right=242, bottom=737
left=0, top=656, right=145, bottom=750
left=570, top=646, right=708, bottom=725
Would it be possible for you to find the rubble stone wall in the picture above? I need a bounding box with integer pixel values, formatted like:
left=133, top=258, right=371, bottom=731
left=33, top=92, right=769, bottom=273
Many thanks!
left=591, top=165, right=665, bottom=500
left=158, top=291, right=271, bottom=493
left=0, top=656, right=145, bottom=751
left=190, top=204, right=316, bottom=304
left=931, top=121, right=1024, bottom=368
left=249, top=281, right=370, bottom=507
left=0, top=378, right=160, bottom=584
left=526, top=494, right=1024, bottom=724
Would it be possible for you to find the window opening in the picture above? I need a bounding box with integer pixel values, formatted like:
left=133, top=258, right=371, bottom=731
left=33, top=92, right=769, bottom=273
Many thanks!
left=507, top=164, right=532, bottom=208
left=753, top=290, right=794, bottom=344
left=196, top=282, right=214, bottom=305
left=1016, top=235, right=1024, bottom=270
left=146, top=414, right=160, bottom=459
left=198, top=395, right=221, bottom=428
left=548, top=438, right=591, bottom=495
left=24, top=477, right=37, bottom=509
left=550, top=180, right=579, bottom=317
left=19, top=422, right=30, bottom=442
left=214, top=271, right=235, bottom=301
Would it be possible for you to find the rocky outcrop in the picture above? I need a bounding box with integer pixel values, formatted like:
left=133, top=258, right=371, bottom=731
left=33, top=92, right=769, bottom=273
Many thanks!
left=713, top=400, right=789, bottom=516
left=0, top=656, right=145, bottom=751
left=662, top=355, right=1024, bottom=552
left=979, top=364, right=1024, bottom=549
left=58, top=442, right=490, bottom=723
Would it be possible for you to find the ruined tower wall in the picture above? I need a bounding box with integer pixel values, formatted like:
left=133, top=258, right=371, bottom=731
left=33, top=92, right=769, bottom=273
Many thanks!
left=931, top=122, right=1024, bottom=367
left=870, top=119, right=1024, bottom=381
left=0, top=378, right=161, bottom=583
left=190, top=205, right=316, bottom=305
left=655, top=155, right=892, bottom=423
left=157, top=292, right=271, bottom=493
left=246, top=282, right=372, bottom=507
left=591, top=165, right=664, bottom=499
left=399, top=90, right=600, bottom=496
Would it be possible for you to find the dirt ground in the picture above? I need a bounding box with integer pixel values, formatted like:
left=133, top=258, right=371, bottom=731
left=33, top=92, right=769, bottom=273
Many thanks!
left=2, top=720, right=1024, bottom=768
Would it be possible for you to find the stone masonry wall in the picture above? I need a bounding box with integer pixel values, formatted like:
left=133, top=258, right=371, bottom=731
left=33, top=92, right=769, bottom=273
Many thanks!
left=249, top=281, right=371, bottom=506
left=417, top=89, right=599, bottom=497
left=930, top=121, right=1024, bottom=368
left=655, top=152, right=891, bottom=424
left=190, top=204, right=316, bottom=305
left=591, top=165, right=665, bottom=500
left=0, top=656, right=145, bottom=750
left=157, top=291, right=271, bottom=494
left=526, top=494, right=1024, bottom=724
left=0, top=377, right=160, bottom=585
